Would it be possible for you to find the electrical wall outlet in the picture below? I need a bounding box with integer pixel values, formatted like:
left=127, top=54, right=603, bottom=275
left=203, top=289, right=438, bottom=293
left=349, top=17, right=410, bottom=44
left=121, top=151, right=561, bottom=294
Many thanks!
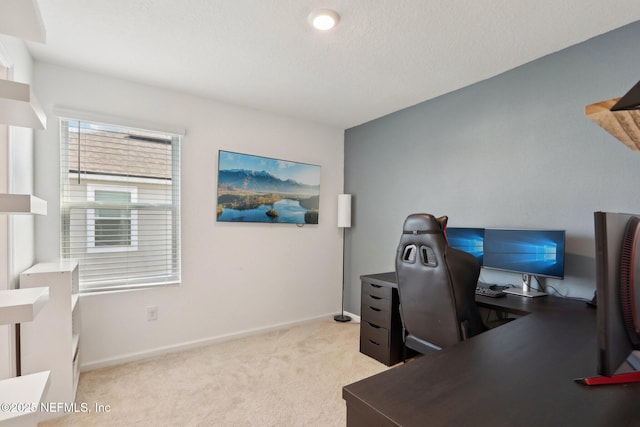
left=147, top=306, right=158, bottom=321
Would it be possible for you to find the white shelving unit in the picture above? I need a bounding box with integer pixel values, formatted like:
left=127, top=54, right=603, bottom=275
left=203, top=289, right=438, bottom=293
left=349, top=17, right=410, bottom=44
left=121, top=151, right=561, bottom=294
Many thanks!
left=0, top=287, right=48, bottom=324
left=0, top=371, right=50, bottom=427
left=0, top=79, right=47, bottom=130
left=0, top=2, right=50, bottom=424
left=0, top=287, right=50, bottom=427
left=0, top=194, right=47, bottom=215
left=0, top=0, right=46, bottom=43
left=19, top=261, right=79, bottom=421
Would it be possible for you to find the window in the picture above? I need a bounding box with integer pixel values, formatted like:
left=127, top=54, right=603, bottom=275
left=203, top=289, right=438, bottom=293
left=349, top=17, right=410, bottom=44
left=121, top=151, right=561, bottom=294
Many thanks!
left=87, top=185, right=138, bottom=252
left=60, top=118, right=181, bottom=292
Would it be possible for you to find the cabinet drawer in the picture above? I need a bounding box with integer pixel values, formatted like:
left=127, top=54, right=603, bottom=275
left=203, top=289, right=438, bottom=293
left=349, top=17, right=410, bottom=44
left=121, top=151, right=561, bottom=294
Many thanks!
left=360, top=335, right=390, bottom=365
left=362, top=281, right=392, bottom=299
left=361, top=292, right=391, bottom=311
left=361, top=320, right=389, bottom=347
left=361, top=303, right=391, bottom=327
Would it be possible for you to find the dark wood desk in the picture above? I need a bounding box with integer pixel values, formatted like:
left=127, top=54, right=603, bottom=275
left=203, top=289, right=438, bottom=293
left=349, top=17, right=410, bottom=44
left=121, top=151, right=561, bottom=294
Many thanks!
left=344, top=273, right=640, bottom=427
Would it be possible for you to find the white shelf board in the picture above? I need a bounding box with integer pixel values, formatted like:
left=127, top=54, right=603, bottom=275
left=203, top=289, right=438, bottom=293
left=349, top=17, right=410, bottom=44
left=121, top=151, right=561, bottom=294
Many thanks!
left=0, top=287, right=49, bottom=325
left=0, top=194, right=47, bottom=215
left=0, top=79, right=46, bottom=130
left=0, top=371, right=50, bottom=425
left=0, top=0, right=46, bottom=43
left=21, top=260, right=78, bottom=275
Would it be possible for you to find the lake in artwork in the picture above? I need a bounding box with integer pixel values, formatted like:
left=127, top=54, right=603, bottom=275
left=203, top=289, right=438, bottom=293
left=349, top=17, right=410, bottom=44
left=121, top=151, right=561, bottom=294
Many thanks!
left=217, top=199, right=310, bottom=223
left=216, top=151, right=321, bottom=224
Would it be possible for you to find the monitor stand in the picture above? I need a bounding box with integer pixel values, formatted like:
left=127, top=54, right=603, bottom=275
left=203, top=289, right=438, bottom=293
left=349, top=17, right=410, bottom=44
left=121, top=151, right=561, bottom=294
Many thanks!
left=502, top=274, right=547, bottom=298
left=576, top=354, right=640, bottom=385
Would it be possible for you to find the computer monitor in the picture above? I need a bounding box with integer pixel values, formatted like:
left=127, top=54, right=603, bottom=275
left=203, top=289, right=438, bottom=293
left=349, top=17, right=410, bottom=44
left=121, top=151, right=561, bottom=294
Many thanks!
left=577, top=211, right=640, bottom=385
left=483, top=229, right=565, bottom=297
left=445, top=227, right=484, bottom=265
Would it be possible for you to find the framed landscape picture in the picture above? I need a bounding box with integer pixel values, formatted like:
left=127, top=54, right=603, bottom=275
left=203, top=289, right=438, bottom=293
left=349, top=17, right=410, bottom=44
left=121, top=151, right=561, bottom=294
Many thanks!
left=216, top=150, right=321, bottom=224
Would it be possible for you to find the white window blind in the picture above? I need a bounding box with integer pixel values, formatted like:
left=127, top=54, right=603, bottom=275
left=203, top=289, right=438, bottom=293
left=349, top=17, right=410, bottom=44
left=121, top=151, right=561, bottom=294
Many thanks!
left=60, top=118, right=181, bottom=292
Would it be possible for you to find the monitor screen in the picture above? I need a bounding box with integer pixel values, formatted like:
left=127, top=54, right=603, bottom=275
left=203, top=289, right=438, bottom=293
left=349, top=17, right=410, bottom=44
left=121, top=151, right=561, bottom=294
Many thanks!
left=445, top=227, right=484, bottom=265
left=483, top=229, right=565, bottom=279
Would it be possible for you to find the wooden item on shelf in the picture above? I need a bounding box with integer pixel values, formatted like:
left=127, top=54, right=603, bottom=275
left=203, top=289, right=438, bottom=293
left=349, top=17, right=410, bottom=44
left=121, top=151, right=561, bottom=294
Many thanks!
left=586, top=80, right=640, bottom=151
left=586, top=99, right=640, bottom=151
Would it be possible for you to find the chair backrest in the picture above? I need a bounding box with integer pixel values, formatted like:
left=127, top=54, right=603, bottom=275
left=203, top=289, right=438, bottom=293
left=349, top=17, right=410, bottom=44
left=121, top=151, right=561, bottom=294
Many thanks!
left=395, top=213, right=485, bottom=353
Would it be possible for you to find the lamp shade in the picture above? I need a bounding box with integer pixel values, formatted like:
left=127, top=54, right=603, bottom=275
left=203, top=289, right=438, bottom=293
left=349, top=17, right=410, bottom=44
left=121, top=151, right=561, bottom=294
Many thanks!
left=337, top=194, right=351, bottom=228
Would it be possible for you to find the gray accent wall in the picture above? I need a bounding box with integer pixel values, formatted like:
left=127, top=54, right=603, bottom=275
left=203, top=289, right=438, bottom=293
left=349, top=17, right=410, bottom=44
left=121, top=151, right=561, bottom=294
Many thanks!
left=344, top=21, right=640, bottom=313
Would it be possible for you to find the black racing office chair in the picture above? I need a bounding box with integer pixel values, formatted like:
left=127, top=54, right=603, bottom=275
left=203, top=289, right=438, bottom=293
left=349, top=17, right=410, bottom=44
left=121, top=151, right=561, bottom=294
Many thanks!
left=395, top=213, right=487, bottom=357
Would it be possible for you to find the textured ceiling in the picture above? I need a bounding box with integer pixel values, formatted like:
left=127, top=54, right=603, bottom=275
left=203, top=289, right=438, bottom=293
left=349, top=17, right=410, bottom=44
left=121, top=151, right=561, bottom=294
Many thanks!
left=26, top=0, right=640, bottom=129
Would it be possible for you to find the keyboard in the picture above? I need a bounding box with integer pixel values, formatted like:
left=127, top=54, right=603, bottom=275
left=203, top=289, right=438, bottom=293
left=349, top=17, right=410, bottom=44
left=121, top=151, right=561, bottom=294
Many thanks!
left=475, top=286, right=506, bottom=298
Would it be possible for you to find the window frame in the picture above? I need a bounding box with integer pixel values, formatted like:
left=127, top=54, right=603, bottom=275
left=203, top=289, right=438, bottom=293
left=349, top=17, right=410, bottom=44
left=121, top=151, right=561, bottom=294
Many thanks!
left=59, top=114, right=182, bottom=293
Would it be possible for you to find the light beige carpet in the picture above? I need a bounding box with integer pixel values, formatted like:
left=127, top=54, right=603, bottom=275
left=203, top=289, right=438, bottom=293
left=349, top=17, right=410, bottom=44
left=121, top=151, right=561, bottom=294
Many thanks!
left=40, top=318, right=387, bottom=426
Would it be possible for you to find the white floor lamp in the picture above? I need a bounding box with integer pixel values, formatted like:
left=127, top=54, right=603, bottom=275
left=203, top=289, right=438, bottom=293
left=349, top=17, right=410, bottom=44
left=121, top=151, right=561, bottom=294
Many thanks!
left=335, top=194, right=352, bottom=322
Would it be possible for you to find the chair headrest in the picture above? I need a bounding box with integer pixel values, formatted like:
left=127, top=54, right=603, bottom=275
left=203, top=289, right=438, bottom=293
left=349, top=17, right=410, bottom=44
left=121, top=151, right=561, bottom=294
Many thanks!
left=402, top=213, right=448, bottom=235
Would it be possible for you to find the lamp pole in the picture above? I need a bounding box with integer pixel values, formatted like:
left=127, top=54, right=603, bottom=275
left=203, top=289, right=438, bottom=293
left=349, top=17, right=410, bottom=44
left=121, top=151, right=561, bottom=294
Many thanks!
left=335, top=194, right=352, bottom=322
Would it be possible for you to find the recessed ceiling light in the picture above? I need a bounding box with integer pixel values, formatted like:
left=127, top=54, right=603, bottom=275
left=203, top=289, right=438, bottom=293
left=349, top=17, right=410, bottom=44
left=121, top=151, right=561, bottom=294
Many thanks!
left=308, top=9, right=340, bottom=31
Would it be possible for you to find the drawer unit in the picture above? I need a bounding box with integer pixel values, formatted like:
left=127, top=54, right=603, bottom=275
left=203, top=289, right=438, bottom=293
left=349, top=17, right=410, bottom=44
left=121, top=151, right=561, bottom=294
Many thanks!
left=361, top=320, right=389, bottom=346
left=362, top=281, right=392, bottom=300
left=360, top=333, right=389, bottom=364
left=361, top=301, right=391, bottom=327
left=359, top=274, right=405, bottom=366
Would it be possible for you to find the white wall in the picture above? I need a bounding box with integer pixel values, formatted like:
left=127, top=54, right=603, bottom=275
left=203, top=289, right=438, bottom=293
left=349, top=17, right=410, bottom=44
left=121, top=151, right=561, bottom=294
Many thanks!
left=0, top=35, right=37, bottom=379
left=33, top=62, right=345, bottom=369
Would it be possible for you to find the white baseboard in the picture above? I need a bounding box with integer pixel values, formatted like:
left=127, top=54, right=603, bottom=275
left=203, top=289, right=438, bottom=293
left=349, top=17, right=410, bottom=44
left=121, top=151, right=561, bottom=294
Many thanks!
left=80, top=312, right=342, bottom=372
left=343, top=311, right=360, bottom=323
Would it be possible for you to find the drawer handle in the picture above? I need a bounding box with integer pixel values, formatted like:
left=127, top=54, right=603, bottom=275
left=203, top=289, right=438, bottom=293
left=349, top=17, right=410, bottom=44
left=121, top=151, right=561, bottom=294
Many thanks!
left=367, top=322, right=381, bottom=329
left=370, top=284, right=382, bottom=288
left=368, top=339, right=380, bottom=346
left=368, top=306, right=381, bottom=312
left=369, top=295, right=382, bottom=301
